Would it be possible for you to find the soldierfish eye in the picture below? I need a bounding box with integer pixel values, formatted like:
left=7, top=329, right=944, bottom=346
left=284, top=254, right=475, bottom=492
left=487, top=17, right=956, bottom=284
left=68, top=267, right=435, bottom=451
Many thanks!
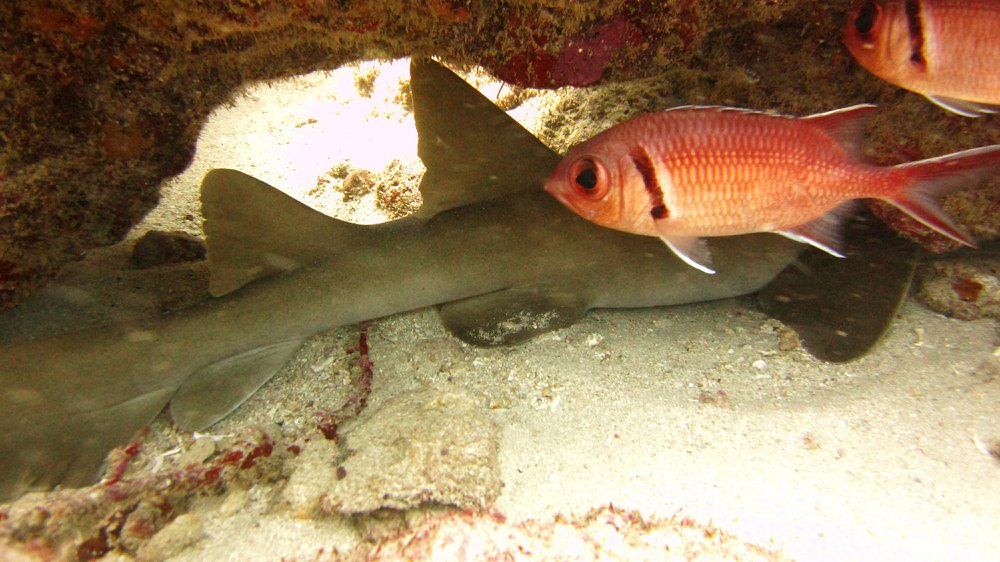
left=576, top=166, right=597, bottom=190
left=568, top=157, right=610, bottom=200
left=854, top=1, right=879, bottom=36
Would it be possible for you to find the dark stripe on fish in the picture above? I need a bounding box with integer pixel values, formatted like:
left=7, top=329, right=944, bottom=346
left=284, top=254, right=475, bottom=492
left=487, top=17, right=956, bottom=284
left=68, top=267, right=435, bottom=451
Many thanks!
left=905, top=0, right=927, bottom=69
left=629, top=147, right=670, bottom=220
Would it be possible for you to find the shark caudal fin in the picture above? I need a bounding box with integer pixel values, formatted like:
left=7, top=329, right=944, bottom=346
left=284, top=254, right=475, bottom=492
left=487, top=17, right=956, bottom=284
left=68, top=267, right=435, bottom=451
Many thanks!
left=888, top=145, right=1000, bottom=247
left=201, top=169, right=375, bottom=296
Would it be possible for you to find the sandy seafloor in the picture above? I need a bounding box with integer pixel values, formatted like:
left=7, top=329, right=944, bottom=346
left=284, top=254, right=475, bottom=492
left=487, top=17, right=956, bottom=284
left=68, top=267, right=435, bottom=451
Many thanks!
left=3, top=59, right=1000, bottom=561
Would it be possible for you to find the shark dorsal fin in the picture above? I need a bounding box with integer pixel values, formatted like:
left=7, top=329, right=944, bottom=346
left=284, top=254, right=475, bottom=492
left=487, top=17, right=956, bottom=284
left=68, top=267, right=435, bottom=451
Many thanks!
left=201, top=169, right=370, bottom=297
left=410, top=58, right=560, bottom=217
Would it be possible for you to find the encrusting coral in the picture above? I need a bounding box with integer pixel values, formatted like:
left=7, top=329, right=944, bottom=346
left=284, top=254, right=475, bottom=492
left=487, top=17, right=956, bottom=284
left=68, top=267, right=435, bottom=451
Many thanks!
left=2, top=0, right=999, bottom=308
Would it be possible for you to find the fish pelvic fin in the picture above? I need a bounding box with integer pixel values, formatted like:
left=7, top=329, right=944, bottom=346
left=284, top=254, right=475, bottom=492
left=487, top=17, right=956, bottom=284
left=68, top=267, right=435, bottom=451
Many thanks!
left=801, top=104, right=878, bottom=160
left=656, top=231, right=716, bottom=274
left=926, top=95, right=1000, bottom=118
left=888, top=145, right=1000, bottom=247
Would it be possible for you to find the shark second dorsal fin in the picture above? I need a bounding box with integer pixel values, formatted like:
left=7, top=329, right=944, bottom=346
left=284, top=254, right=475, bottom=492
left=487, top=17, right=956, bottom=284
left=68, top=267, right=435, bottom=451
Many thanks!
left=438, top=287, right=590, bottom=346
left=409, top=58, right=560, bottom=217
left=201, top=169, right=371, bottom=297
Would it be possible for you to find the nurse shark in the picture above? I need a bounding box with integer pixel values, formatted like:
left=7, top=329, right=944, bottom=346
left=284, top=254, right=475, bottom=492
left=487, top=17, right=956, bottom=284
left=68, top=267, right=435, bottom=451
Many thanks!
left=0, top=58, right=912, bottom=501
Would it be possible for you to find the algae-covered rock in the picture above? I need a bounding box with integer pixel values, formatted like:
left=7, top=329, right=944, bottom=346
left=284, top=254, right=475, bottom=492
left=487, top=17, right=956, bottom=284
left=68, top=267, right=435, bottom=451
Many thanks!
left=298, top=389, right=502, bottom=513
left=916, top=259, right=1000, bottom=321
left=3, top=0, right=999, bottom=307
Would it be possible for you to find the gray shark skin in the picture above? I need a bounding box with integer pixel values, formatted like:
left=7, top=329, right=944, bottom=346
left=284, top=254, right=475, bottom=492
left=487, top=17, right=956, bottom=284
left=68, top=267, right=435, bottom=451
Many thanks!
left=758, top=210, right=917, bottom=363
left=0, top=59, right=806, bottom=501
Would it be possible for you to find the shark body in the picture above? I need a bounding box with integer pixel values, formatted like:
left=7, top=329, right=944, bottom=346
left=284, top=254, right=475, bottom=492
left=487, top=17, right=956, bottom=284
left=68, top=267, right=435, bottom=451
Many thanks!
left=0, top=59, right=820, bottom=500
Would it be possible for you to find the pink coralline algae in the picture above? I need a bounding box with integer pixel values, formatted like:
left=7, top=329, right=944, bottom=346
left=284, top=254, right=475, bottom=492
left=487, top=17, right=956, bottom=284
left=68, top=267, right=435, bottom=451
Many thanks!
left=488, top=17, right=640, bottom=88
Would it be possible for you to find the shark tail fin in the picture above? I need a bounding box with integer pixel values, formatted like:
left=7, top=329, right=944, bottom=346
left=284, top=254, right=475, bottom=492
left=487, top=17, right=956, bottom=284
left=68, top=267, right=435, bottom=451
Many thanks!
left=201, top=169, right=373, bottom=296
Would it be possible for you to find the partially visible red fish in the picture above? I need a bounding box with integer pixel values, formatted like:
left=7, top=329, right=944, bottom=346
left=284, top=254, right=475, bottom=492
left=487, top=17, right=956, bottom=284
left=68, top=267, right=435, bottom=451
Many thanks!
left=844, top=0, right=1000, bottom=117
left=543, top=105, right=1000, bottom=274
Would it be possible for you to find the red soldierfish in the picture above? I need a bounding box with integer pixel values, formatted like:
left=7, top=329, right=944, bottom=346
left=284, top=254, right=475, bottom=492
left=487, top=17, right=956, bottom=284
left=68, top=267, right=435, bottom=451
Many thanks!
left=543, top=105, right=1000, bottom=274
left=844, top=0, right=1000, bottom=117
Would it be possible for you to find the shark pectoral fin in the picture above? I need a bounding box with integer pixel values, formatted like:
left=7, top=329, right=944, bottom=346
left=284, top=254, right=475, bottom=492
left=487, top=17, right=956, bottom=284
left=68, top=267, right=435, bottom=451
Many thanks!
left=657, top=233, right=716, bottom=274
left=758, top=211, right=916, bottom=362
left=0, top=386, right=176, bottom=500
left=169, top=339, right=305, bottom=431
left=439, top=288, right=591, bottom=346
left=201, top=169, right=371, bottom=297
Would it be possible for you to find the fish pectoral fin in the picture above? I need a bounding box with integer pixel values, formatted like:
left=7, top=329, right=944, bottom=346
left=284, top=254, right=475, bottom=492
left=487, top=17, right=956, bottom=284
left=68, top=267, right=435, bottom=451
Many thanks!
left=439, top=287, right=591, bottom=346
left=169, top=339, right=305, bottom=431
left=926, top=95, right=1000, bottom=118
left=657, top=234, right=716, bottom=274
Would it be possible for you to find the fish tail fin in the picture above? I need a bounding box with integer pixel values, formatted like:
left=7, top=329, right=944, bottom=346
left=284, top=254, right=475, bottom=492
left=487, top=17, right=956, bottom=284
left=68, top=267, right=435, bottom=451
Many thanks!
left=887, top=145, right=1000, bottom=247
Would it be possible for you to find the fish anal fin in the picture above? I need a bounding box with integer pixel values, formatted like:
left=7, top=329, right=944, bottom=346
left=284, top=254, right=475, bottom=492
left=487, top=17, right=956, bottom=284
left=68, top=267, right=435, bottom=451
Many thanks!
left=801, top=104, right=877, bottom=160
left=776, top=203, right=856, bottom=258
left=926, top=95, right=1000, bottom=118
left=169, top=339, right=304, bottom=431
left=410, top=58, right=560, bottom=217
left=201, top=169, right=370, bottom=297
left=656, top=230, right=716, bottom=274
left=439, top=287, right=590, bottom=346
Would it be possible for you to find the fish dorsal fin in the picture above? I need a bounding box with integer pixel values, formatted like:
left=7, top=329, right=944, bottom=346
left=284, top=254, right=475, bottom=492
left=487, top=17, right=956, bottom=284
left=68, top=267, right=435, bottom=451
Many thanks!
left=409, top=58, right=560, bottom=217
left=439, top=287, right=590, bottom=346
left=201, top=169, right=369, bottom=297
left=801, top=104, right=877, bottom=160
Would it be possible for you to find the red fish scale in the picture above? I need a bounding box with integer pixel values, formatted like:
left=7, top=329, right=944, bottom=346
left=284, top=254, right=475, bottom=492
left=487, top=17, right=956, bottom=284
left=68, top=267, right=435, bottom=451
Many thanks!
left=617, top=109, right=888, bottom=237
left=845, top=0, right=1000, bottom=105
left=919, top=1, right=1000, bottom=99
left=547, top=104, right=1000, bottom=262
